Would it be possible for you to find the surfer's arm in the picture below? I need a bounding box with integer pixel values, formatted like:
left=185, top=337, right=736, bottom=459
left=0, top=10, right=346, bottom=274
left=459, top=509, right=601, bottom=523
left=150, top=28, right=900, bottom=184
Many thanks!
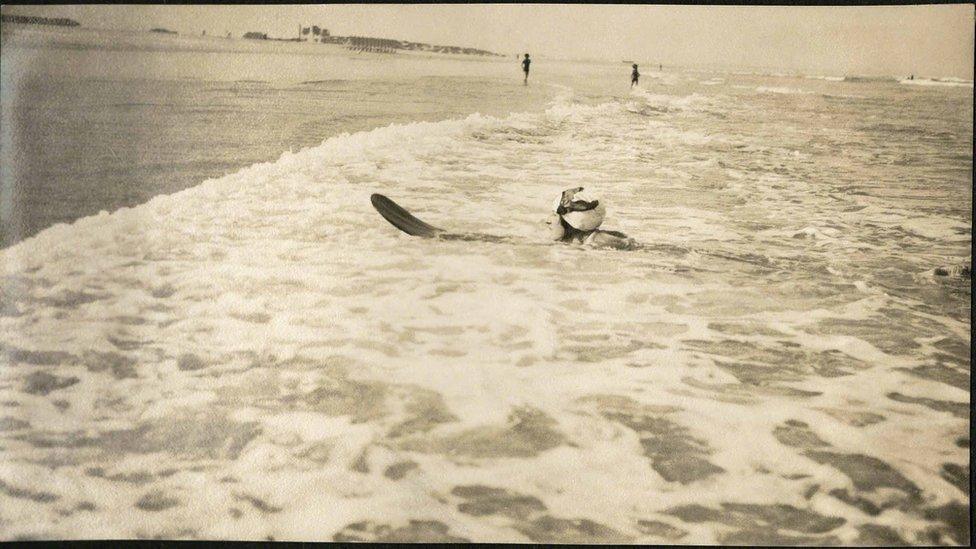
left=435, top=232, right=512, bottom=244
left=583, top=230, right=638, bottom=250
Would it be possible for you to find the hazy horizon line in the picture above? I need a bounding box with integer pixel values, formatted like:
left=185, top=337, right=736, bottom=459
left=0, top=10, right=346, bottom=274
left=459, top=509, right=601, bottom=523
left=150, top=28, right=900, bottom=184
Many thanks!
left=2, top=9, right=973, bottom=81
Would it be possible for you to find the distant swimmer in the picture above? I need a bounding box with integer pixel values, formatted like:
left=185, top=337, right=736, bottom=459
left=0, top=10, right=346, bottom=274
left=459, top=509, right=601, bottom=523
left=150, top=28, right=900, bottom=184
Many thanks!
left=659, top=64, right=662, bottom=71
left=631, top=63, right=640, bottom=87
left=522, top=53, right=531, bottom=85
left=545, top=187, right=637, bottom=250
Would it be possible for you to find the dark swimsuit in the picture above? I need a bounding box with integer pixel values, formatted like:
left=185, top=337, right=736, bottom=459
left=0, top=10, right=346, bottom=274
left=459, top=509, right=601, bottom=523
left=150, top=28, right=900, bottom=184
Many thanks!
left=557, top=218, right=586, bottom=243
left=557, top=217, right=630, bottom=245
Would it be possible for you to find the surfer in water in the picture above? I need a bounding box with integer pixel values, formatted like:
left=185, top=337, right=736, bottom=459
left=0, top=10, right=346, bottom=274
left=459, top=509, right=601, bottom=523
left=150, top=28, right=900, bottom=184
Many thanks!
left=545, top=187, right=637, bottom=250
left=631, top=64, right=640, bottom=87
left=522, top=53, right=531, bottom=85
left=369, top=188, right=637, bottom=250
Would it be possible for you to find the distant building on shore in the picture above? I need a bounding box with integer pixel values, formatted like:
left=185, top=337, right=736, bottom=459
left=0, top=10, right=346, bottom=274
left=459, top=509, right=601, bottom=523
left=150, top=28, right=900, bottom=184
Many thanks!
left=299, top=24, right=329, bottom=41
left=319, top=31, right=502, bottom=57
left=241, top=23, right=501, bottom=57
left=1, top=14, right=80, bottom=27
left=246, top=30, right=299, bottom=42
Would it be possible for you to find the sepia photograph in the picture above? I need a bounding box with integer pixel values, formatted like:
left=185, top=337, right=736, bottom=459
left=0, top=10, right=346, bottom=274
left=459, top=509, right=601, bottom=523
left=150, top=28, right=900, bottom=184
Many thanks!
left=0, top=3, right=971, bottom=544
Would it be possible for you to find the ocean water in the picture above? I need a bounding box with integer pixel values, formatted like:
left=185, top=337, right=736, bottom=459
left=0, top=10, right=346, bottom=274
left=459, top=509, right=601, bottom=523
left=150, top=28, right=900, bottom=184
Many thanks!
left=0, top=31, right=972, bottom=544
left=0, top=31, right=561, bottom=246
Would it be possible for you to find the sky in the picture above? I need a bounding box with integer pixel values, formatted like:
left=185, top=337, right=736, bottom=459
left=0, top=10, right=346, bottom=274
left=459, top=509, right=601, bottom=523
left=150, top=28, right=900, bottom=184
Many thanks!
left=3, top=4, right=973, bottom=78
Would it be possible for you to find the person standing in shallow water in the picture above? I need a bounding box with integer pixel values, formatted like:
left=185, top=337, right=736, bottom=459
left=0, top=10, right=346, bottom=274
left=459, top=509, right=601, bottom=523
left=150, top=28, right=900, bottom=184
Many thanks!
left=522, top=53, right=531, bottom=85
left=631, top=64, right=640, bottom=87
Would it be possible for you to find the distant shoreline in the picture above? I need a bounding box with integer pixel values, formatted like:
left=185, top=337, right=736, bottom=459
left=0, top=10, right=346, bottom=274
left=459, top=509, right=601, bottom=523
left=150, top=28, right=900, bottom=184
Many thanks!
left=0, top=14, right=79, bottom=27
left=0, top=21, right=511, bottom=64
left=3, top=21, right=972, bottom=83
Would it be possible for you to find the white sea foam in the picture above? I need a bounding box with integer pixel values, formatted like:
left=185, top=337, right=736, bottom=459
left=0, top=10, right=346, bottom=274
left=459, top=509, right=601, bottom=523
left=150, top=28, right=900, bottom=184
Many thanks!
left=0, top=62, right=970, bottom=543
left=900, top=77, right=974, bottom=88
left=756, top=86, right=810, bottom=95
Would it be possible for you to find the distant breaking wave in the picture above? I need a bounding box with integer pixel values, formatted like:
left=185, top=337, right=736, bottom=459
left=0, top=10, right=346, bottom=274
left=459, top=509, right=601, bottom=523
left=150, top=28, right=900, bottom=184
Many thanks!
left=756, top=86, right=808, bottom=95
left=843, top=75, right=899, bottom=83
left=900, top=77, right=974, bottom=88
left=299, top=79, right=350, bottom=85
left=935, top=76, right=973, bottom=83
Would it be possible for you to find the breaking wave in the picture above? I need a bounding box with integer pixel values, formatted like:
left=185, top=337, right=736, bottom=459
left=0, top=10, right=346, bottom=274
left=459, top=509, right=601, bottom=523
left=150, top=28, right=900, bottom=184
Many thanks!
left=0, top=75, right=970, bottom=544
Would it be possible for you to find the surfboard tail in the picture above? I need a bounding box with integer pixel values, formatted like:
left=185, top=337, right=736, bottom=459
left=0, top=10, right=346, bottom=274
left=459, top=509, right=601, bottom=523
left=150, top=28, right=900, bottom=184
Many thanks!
left=370, top=193, right=513, bottom=244
left=370, top=193, right=444, bottom=237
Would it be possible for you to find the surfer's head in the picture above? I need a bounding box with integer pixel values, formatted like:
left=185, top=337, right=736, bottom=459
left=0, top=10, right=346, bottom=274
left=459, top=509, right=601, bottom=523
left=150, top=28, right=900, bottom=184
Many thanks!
left=553, top=187, right=605, bottom=232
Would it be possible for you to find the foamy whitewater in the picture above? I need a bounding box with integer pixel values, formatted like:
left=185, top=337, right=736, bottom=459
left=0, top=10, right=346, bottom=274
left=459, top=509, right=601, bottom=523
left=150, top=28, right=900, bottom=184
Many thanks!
left=0, top=28, right=972, bottom=544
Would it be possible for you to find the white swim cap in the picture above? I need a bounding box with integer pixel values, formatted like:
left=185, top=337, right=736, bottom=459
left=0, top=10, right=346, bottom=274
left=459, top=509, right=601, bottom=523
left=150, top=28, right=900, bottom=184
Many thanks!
left=553, top=187, right=605, bottom=231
